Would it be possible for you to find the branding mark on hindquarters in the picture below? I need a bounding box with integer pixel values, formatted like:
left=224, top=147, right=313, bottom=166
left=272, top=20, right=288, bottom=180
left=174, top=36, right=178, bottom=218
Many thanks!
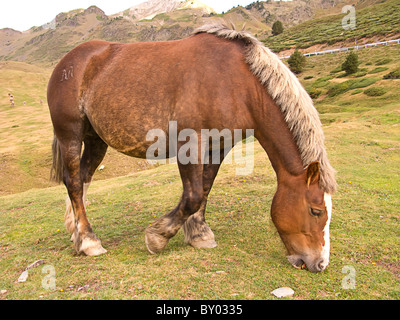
left=61, top=66, right=74, bottom=82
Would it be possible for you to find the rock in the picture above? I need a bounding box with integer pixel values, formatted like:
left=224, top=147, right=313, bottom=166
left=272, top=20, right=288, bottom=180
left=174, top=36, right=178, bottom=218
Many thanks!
left=0, top=290, right=7, bottom=295
left=16, top=260, right=46, bottom=283
left=26, top=259, right=45, bottom=270
left=17, top=270, right=29, bottom=283
left=271, top=287, right=295, bottom=298
left=77, top=284, right=90, bottom=292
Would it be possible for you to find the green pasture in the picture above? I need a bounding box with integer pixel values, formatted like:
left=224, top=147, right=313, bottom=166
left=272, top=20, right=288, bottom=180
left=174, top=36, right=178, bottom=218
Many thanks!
left=0, top=44, right=399, bottom=300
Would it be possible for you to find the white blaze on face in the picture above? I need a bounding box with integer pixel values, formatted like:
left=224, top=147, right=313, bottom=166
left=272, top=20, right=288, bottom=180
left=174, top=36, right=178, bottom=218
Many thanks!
left=320, top=193, right=332, bottom=270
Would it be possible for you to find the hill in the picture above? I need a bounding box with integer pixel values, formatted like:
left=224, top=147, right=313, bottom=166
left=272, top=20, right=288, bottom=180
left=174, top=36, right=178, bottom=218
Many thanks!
left=1, top=0, right=392, bottom=66
left=0, top=61, right=154, bottom=195
left=264, top=0, right=400, bottom=52
left=113, top=0, right=215, bottom=20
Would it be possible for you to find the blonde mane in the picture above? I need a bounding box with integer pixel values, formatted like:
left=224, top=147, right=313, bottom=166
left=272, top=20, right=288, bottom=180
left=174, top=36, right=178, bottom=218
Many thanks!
left=194, top=24, right=337, bottom=194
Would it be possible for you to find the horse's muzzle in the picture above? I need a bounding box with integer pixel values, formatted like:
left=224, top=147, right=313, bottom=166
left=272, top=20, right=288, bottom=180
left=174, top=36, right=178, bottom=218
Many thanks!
left=288, top=255, right=328, bottom=273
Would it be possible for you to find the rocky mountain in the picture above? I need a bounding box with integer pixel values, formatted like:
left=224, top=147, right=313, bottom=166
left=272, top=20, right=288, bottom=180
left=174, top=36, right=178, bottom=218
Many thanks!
left=0, top=0, right=393, bottom=66
left=115, top=0, right=214, bottom=21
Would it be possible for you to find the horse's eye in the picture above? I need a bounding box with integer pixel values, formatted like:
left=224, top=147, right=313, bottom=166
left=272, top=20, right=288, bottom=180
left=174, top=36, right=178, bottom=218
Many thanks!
left=310, top=208, right=323, bottom=217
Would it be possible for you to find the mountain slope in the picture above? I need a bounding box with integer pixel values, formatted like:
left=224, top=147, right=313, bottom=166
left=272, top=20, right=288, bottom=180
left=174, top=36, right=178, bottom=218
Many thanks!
left=115, top=0, right=214, bottom=20
left=0, top=0, right=397, bottom=66
left=0, top=6, right=106, bottom=65
left=264, top=0, right=400, bottom=52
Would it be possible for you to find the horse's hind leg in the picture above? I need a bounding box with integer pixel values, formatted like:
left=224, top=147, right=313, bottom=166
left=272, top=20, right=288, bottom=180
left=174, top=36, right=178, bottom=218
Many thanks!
left=65, top=133, right=108, bottom=251
left=182, top=161, right=221, bottom=249
left=61, top=133, right=107, bottom=256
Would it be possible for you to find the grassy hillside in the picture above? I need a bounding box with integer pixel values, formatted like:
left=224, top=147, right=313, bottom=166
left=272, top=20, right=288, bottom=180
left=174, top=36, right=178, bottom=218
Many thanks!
left=0, top=44, right=399, bottom=299
left=0, top=61, right=153, bottom=195
left=264, top=0, right=400, bottom=52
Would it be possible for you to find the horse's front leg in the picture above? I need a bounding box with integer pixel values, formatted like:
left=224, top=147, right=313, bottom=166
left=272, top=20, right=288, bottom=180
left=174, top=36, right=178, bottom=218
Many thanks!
left=145, top=161, right=204, bottom=254
left=182, top=200, right=217, bottom=249
left=182, top=160, right=223, bottom=249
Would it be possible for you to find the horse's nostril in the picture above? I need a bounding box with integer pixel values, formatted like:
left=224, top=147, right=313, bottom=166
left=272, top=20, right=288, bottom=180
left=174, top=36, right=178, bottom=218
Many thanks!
left=317, top=260, right=325, bottom=272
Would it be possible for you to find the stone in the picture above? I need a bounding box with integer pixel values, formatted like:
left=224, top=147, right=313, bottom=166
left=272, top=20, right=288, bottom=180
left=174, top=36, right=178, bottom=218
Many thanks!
left=17, top=270, right=29, bottom=283
left=271, top=287, right=295, bottom=298
left=26, top=259, right=45, bottom=270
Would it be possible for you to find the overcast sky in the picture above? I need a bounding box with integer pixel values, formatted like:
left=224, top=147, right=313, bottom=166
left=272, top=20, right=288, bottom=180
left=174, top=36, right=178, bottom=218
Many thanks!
left=0, top=0, right=259, bottom=31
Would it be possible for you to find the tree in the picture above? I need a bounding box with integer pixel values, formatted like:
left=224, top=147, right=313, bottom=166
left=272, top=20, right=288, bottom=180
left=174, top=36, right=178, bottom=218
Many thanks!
left=272, top=20, right=284, bottom=36
left=288, top=49, right=306, bottom=74
left=341, top=51, right=359, bottom=74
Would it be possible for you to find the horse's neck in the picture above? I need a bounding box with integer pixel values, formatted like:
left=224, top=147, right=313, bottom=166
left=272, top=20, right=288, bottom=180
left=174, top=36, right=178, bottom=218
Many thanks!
left=255, top=97, right=305, bottom=181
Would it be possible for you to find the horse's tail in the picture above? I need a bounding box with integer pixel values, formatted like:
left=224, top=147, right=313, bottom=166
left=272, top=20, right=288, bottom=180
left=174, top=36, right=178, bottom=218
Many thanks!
left=50, top=134, right=64, bottom=184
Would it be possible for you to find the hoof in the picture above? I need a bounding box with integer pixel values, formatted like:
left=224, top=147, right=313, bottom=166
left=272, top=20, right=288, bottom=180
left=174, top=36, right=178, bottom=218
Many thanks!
left=189, top=239, right=217, bottom=249
left=78, top=234, right=107, bottom=256
left=145, top=229, right=169, bottom=254
left=182, top=214, right=216, bottom=250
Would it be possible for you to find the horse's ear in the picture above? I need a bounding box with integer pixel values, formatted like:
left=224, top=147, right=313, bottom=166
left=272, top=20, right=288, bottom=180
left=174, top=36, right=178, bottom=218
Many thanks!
left=306, top=161, right=320, bottom=187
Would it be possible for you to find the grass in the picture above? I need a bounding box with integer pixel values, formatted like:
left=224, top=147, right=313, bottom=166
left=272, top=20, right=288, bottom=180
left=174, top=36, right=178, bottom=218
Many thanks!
left=327, top=77, right=380, bottom=97
left=0, top=43, right=400, bottom=300
left=300, top=44, right=400, bottom=115
left=368, top=67, right=389, bottom=74
left=383, top=69, right=400, bottom=79
left=264, top=0, right=400, bottom=52
left=363, top=86, right=388, bottom=96
left=0, top=130, right=399, bottom=299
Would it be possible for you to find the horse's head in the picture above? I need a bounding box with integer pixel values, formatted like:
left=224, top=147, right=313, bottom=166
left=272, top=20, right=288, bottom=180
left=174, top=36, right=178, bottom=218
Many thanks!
left=271, top=161, right=332, bottom=272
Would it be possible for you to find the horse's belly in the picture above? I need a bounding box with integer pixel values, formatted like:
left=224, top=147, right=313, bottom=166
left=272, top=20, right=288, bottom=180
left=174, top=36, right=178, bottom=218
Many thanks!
left=87, top=105, right=171, bottom=159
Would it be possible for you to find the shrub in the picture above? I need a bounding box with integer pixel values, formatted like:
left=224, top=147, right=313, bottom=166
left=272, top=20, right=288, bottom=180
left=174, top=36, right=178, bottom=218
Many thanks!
left=272, top=20, right=284, bottom=36
left=349, top=77, right=380, bottom=89
left=375, top=58, right=392, bottom=66
left=287, top=49, right=306, bottom=74
left=351, top=89, right=363, bottom=95
left=342, top=51, right=359, bottom=75
left=383, top=69, right=400, bottom=79
left=304, top=75, right=314, bottom=80
left=306, top=87, right=322, bottom=99
left=327, top=81, right=351, bottom=97
left=312, top=76, right=333, bottom=88
left=327, top=77, right=379, bottom=97
left=368, top=67, right=389, bottom=74
left=352, top=70, right=368, bottom=77
left=330, top=65, right=343, bottom=74
left=363, top=87, right=387, bottom=96
left=335, top=72, right=348, bottom=78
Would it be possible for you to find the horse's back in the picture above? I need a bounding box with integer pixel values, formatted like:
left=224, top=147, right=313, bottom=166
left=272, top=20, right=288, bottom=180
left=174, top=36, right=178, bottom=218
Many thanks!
left=48, top=33, right=260, bottom=156
left=86, top=34, right=255, bottom=119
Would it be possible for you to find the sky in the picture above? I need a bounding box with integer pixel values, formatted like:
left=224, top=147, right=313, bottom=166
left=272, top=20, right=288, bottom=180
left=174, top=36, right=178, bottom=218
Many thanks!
left=0, top=0, right=258, bottom=31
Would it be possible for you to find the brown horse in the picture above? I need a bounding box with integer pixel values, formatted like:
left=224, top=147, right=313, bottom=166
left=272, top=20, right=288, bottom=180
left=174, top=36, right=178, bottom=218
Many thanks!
left=48, top=24, right=337, bottom=272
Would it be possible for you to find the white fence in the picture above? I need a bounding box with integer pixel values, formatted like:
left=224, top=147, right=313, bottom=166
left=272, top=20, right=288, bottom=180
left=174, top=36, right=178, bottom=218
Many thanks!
left=279, top=38, right=400, bottom=59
